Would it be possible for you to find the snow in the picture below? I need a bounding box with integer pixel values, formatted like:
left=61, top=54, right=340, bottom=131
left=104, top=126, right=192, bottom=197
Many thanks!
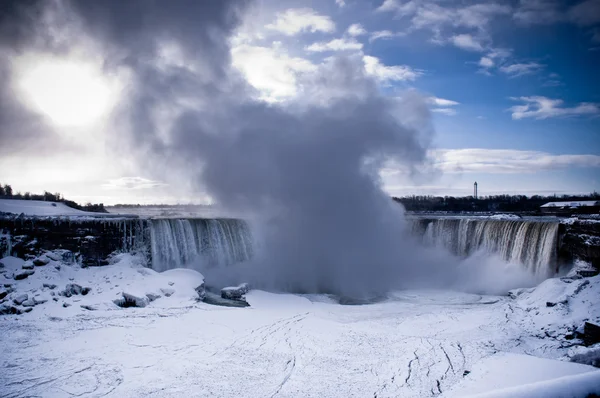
left=1, top=253, right=600, bottom=397
left=0, top=199, right=136, bottom=218
left=541, top=200, right=600, bottom=208
left=488, top=214, right=521, bottom=220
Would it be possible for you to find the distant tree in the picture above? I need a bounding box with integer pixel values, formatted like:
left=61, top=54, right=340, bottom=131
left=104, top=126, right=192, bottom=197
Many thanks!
left=4, top=184, right=13, bottom=196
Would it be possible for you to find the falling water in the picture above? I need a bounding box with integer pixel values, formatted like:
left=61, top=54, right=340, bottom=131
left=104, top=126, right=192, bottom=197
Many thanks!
left=149, top=218, right=253, bottom=271
left=412, top=218, right=560, bottom=277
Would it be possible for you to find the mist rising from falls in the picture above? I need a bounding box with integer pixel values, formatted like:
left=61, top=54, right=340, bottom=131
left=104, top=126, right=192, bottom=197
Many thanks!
left=149, top=219, right=253, bottom=272
left=412, top=218, right=560, bottom=277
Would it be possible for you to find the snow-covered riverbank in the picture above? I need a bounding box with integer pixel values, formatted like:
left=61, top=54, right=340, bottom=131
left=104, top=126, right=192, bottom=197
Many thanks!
left=1, top=253, right=599, bottom=397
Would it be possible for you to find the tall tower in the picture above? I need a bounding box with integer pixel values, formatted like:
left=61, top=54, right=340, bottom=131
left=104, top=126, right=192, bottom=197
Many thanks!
left=474, top=181, right=478, bottom=199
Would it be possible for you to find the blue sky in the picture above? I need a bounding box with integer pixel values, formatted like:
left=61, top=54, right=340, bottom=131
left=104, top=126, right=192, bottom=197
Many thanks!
left=224, top=0, right=600, bottom=198
left=0, top=0, right=599, bottom=203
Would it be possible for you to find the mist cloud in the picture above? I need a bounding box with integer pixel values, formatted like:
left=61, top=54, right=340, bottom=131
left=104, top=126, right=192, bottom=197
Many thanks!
left=1, top=0, right=535, bottom=296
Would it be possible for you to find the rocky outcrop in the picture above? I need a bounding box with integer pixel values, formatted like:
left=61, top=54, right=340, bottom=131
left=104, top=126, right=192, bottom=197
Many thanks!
left=0, top=216, right=148, bottom=267
left=221, top=283, right=250, bottom=300
left=558, top=220, right=600, bottom=270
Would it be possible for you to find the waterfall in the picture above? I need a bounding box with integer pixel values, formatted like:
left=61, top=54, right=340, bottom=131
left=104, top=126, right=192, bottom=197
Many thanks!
left=413, top=218, right=560, bottom=276
left=149, top=218, right=253, bottom=271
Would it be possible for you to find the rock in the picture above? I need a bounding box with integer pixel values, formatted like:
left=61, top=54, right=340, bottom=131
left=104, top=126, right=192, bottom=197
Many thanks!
left=195, top=283, right=206, bottom=300
left=114, top=292, right=149, bottom=308
left=60, top=284, right=91, bottom=297
left=22, top=299, right=36, bottom=307
left=43, top=283, right=57, bottom=290
left=160, top=288, right=175, bottom=297
left=146, top=293, right=161, bottom=302
left=14, top=269, right=34, bottom=280
left=203, top=291, right=250, bottom=307
left=62, top=302, right=71, bottom=308
left=221, top=283, right=250, bottom=301
left=53, top=297, right=58, bottom=302
left=33, top=256, right=50, bottom=266
left=22, top=261, right=34, bottom=270
left=0, top=289, right=7, bottom=300
left=80, top=304, right=98, bottom=311
left=54, top=265, right=61, bottom=271
left=33, top=297, right=47, bottom=305
left=13, top=293, right=28, bottom=305
left=546, top=301, right=557, bottom=307
left=0, top=303, right=20, bottom=315
left=584, top=322, right=600, bottom=346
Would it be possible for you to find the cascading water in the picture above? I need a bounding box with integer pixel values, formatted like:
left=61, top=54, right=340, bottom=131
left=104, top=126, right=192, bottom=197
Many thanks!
left=149, top=218, right=253, bottom=271
left=412, top=218, right=560, bottom=277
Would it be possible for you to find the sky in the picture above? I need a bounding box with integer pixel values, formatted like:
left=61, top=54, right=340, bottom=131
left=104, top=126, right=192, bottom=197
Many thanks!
left=0, top=0, right=599, bottom=205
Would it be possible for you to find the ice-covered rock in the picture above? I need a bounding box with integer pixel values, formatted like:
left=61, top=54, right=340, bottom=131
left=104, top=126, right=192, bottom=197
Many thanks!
left=43, top=283, right=57, bottom=290
left=14, top=269, right=34, bottom=280
left=195, top=283, right=206, bottom=300
left=114, top=292, right=150, bottom=308
left=60, top=284, right=91, bottom=297
left=33, top=256, right=50, bottom=266
left=13, top=293, right=28, bottom=305
left=160, top=288, right=175, bottom=297
left=0, top=303, right=31, bottom=315
left=221, top=283, right=250, bottom=300
left=0, top=256, right=24, bottom=269
left=22, top=298, right=36, bottom=307
left=22, top=261, right=34, bottom=270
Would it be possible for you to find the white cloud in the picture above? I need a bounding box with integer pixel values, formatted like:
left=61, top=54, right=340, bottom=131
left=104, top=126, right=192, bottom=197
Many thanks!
left=335, top=0, right=346, bottom=8
left=433, top=148, right=600, bottom=173
left=499, top=62, right=544, bottom=77
left=428, top=97, right=459, bottom=107
left=369, top=30, right=397, bottom=42
left=378, top=1, right=510, bottom=33
left=509, top=96, right=600, bottom=120
left=305, top=38, right=363, bottom=52
left=266, top=8, right=335, bottom=36
left=363, top=55, right=421, bottom=83
left=103, top=177, right=167, bottom=190
left=479, top=56, right=494, bottom=67
left=232, top=44, right=316, bottom=102
left=450, top=34, right=485, bottom=51
left=347, top=23, right=366, bottom=36
left=431, top=108, right=457, bottom=116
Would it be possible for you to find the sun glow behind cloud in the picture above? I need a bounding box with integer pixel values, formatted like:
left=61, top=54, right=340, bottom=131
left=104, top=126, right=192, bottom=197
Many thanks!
left=12, top=55, right=121, bottom=127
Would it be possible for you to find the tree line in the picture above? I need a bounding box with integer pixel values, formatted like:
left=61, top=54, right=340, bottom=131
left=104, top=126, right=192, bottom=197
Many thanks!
left=0, top=183, right=107, bottom=213
left=393, top=193, right=600, bottom=213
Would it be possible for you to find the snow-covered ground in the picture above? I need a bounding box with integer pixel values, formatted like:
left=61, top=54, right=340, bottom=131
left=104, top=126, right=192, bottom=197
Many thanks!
left=1, top=253, right=600, bottom=397
left=0, top=199, right=134, bottom=218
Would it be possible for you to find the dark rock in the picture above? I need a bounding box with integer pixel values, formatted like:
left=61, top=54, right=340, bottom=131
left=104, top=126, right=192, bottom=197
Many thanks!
left=463, top=370, right=471, bottom=376
left=43, top=283, right=57, bottom=290
left=203, top=291, right=250, bottom=307
left=62, top=302, right=71, bottom=308
left=221, top=283, right=249, bottom=300
left=195, top=283, right=206, bottom=300
left=13, top=294, right=28, bottom=305
left=33, top=257, right=49, bottom=266
left=0, top=303, right=20, bottom=315
left=546, top=301, right=557, bottom=307
left=0, top=289, right=7, bottom=300
left=584, top=322, right=600, bottom=346
left=14, top=269, right=34, bottom=280
left=60, top=284, right=91, bottom=297
left=578, top=269, right=599, bottom=278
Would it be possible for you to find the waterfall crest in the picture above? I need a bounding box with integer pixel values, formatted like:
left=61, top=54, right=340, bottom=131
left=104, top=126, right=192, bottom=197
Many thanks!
left=149, top=219, right=253, bottom=271
left=412, top=218, right=560, bottom=276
